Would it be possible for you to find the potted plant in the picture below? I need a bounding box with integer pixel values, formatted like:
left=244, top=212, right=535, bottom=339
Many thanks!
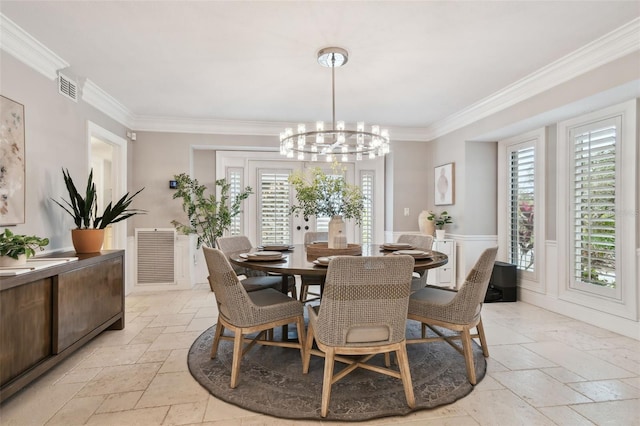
left=52, top=168, right=145, bottom=253
left=289, top=166, right=365, bottom=248
left=171, top=173, right=252, bottom=248
left=0, top=229, right=49, bottom=267
left=428, top=211, right=453, bottom=240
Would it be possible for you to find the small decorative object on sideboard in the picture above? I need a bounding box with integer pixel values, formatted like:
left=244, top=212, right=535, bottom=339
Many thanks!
left=52, top=168, right=145, bottom=254
left=0, top=228, right=49, bottom=267
left=289, top=165, right=364, bottom=249
left=428, top=211, right=453, bottom=240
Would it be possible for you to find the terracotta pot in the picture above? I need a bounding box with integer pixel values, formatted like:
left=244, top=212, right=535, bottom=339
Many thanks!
left=0, top=254, right=27, bottom=267
left=71, top=229, right=105, bottom=254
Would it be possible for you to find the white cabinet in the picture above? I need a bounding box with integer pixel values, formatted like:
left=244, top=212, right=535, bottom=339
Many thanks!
left=427, top=238, right=456, bottom=288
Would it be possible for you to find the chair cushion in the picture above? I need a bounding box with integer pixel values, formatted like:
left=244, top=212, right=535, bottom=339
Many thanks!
left=249, top=288, right=299, bottom=308
left=346, top=325, right=390, bottom=343
left=410, top=286, right=457, bottom=306
left=241, top=276, right=282, bottom=292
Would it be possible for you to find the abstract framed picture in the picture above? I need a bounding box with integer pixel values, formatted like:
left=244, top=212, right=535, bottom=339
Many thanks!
left=434, top=162, right=454, bottom=206
left=0, top=95, right=26, bottom=225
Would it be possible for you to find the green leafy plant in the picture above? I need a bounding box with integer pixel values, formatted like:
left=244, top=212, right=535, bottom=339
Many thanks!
left=289, top=166, right=365, bottom=225
left=52, top=168, right=145, bottom=229
left=427, top=211, right=453, bottom=229
left=0, top=229, right=49, bottom=259
left=171, top=173, right=253, bottom=248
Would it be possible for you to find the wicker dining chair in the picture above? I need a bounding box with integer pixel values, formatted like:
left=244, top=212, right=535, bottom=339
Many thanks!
left=303, top=255, right=416, bottom=417
left=216, top=235, right=297, bottom=298
left=203, top=247, right=305, bottom=388
left=300, top=231, right=328, bottom=303
left=406, top=246, right=498, bottom=385
left=397, top=234, right=434, bottom=292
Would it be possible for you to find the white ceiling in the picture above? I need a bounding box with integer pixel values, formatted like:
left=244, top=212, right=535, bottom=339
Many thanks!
left=1, top=1, right=638, bottom=137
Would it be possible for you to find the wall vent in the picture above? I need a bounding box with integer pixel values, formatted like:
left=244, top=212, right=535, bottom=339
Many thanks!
left=58, top=73, right=78, bottom=102
left=136, top=228, right=176, bottom=285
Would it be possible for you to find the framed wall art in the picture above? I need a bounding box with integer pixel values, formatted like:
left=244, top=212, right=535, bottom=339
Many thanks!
left=0, top=95, right=26, bottom=225
left=434, top=162, right=454, bottom=206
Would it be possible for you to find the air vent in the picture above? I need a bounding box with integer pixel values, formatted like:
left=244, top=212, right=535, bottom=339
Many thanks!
left=136, top=228, right=176, bottom=285
left=58, top=73, right=78, bottom=102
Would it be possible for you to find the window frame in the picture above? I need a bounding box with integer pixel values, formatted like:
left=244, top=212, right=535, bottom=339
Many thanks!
left=498, top=128, right=546, bottom=293
left=557, top=100, right=637, bottom=320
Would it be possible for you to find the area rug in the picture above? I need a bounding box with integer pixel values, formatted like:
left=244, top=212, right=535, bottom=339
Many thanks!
left=188, top=321, right=486, bottom=421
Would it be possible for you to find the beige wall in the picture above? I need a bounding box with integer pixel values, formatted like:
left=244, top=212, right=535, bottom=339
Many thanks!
left=0, top=52, right=128, bottom=251
left=425, top=51, right=640, bottom=238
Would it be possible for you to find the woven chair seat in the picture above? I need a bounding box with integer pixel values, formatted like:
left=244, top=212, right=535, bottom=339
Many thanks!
left=240, top=276, right=282, bottom=292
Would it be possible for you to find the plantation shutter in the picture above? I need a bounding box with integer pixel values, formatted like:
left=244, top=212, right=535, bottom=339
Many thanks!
left=227, top=168, right=244, bottom=236
left=508, top=145, right=535, bottom=272
left=258, top=169, right=292, bottom=245
left=360, top=170, right=374, bottom=244
left=572, top=122, right=617, bottom=288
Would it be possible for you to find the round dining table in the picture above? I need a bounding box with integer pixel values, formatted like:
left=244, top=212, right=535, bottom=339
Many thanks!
left=229, top=243, right=448, bottom=293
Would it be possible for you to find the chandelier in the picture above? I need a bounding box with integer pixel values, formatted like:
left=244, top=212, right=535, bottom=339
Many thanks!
left=280, top=47, right=390, bottom=162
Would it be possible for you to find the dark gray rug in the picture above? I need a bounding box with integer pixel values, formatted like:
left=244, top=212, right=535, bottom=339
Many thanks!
left=188, top=321, right=486, bottom=421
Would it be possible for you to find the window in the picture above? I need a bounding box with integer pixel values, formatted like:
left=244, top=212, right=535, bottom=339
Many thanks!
left=498, top=128, right=544, bottom=290
left=227, top=167, right=244, bottom=236
left=509, top=146, right=535, bottom=272
left=360, top=170, right=374, bottom=244
left=557, top=100, right=637, bottom=319
left=257, top=169, right=292, bottom=245
left=571, top=121, right=617, bottom=289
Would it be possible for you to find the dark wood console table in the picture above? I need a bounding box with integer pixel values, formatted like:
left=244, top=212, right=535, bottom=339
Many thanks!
left=0, top=250, right=125, bottom=403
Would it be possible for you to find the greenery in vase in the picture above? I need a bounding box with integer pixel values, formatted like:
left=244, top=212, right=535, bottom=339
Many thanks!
left=427, top=211, right=453, bottom=229
left=171, top=173, right=253, bottom=248
left=289, top=165, right=365, bottom=225
left=52, top=168, right=145, bottom=229
left=0, top=229, right=49, bottom=259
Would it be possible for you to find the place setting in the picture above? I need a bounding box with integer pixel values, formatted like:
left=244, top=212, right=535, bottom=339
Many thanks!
left=312, top=256, right=336, bottom=267
left=380, top=242, right=414, bottom=251
left=390, top=249, right=433, bottom=260
left=239, top=251, right=287, bottom=262
left=256, top=244, right=294, bottom=251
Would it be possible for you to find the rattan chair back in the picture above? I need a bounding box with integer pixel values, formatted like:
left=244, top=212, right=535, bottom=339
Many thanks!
left=397, top=234, right=434, bottom=251
left=316, top=256, right=415, bottom=347
left=304, top=231, right=328, bottom=244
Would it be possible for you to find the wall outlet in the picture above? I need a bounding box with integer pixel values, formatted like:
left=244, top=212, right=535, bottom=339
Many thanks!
left=404, top=207, right=410, bottom=216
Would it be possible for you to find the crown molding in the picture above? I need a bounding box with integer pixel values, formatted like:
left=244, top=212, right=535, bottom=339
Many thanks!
left=131, top=115, right=430, bottom=141
left=82, top=79, right=134, bottom=128
left=424, top=17, right=640, bottom=141
left=0, top=13, right=68, bottom=80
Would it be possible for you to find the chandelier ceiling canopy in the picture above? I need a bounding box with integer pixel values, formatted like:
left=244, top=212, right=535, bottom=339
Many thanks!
left=280, top=47, right=390, bottom=162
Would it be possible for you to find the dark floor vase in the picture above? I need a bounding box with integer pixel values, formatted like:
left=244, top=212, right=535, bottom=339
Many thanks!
left=71, top=229, right=105, bottom=254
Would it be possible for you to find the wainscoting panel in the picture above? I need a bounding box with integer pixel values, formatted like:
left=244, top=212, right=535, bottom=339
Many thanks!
left=449, top=234, right=498, bottom=287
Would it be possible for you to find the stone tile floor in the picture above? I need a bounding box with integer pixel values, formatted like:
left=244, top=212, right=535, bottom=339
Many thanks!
left=1, top=283, right=639, bottom=425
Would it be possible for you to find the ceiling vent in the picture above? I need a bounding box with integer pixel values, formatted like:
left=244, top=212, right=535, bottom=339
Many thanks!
left=58, top=72, right=78, bottom=102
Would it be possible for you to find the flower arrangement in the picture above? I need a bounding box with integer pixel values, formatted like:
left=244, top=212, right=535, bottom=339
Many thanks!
left=427, top=211, right=453, bottom=230
left=289, top=166, right=364, bottom=225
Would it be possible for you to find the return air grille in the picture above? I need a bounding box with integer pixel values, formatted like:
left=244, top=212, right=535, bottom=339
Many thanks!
left=58, top=73, right=78, bottom=102
left=136, top=228, right=175, bottom=285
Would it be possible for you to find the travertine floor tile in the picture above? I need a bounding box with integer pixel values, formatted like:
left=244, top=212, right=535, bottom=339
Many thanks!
left=158, top=349, right=190, bottom=374
left=75, top=343, right=149, bottom=369
left=136, top=371, right=209, bottom=408
left=148, top=331, right=202, bottom=351
left=537, top=406, right=595, bottom=425
left=86, top=406, right=170, bottom=425
left=94, top=390, right=144, bottom=414
left=570, top=399, right=640, bottom=425
left=568, top=379, right=640, bottom=402
left=540, top=366, right=587, bottom=383
left=489, top=345, right=556, bottom=370
left=77, top=363, right=162, bottom=396
left=148, top=313, right=195, bottom=328
left=162, top=400, right=207, bottom=425
left=55, top=367, right=103, bottom=385
left=492, top=370, right=591, bottom=407
left=45, top=395, right=103, bottom=425
left=202, top=395, right=257, bottom=422
left=523, top=341, right=634, bottom=380
left=456, top=388, right=555, bottom=425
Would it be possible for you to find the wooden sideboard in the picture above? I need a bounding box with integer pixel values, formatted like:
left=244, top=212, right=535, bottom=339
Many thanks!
left=0, top=250, right=125, bottom=403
